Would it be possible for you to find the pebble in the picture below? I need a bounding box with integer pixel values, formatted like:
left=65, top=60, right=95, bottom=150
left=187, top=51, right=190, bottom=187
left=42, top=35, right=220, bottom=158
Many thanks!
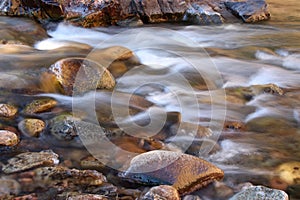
left=0, top=130, right=19, bottom=146
left=229, top=185, right=289, bottom=200
left=141, top=185, right=180, bottom=200
left=119, top=150, right=224, bottom=195
left=2, top=150, right=59, bottom=174
left=0, top=103, right=18, bottom=117
left=18, top=118, right=45, bottom=137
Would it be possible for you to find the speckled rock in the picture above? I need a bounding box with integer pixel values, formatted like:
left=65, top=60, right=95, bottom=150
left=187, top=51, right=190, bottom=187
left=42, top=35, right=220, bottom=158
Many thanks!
left=49, top=58, right=115, bottom=96
left=23, top=98, right=57, bottom=114
left=229, top=185, right=289, bottom=200
left=0, top=130, right=19, bottom=146
left=225, top=0, right=270, bottom=23
left=0, top=103, right=18, bottom=118
left=67, top=194, right=108, bottom=200
left=119, top=150, right=224, bottom=195
left=275, top=161, right=300, bottom=186
left=18, top=167, right=107, bottom=192
left=18, top=118, right=45, bottom=137
left=141, top=185, right=180, bottom=200
left=2, top=150, right=59, bottom=174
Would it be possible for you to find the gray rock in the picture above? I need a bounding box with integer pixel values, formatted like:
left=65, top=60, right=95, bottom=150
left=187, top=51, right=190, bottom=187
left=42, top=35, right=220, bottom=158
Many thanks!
left=225, top=0, right=270, bottom=23
left=0, top=179, right=20, bottom=197
left=141, top=185, right=180, bottom=200
left=183, top=3, right=223, bottom=25
left=2, top=150, right=59, bottom=174
left=229, top=186, right=289, bottom=200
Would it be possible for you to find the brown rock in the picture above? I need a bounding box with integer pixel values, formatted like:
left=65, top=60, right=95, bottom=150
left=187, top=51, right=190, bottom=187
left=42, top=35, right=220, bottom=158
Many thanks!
left=2, top=150, right=59, bottom=174
left=0, top=103, right=18, bottom=118
left=0, top=130, right=19, bottom=146
left=18, top=118, right=46, bottom=137
left=67, top=194, right=108, bottom=200
left=23, top=98, right=57, bottom=114
left=142, top=185, right=180, bottom=200
left=119, top=150, right=224, bottom=195
left=49, top=58, right=115, bottom=96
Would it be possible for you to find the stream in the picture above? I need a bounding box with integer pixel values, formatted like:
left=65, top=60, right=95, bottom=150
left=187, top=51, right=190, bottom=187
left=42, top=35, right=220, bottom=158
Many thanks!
left=0, top=0, right=299, bottom=199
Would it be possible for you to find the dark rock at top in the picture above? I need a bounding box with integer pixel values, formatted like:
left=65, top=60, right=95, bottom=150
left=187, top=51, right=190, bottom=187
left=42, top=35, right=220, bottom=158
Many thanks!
left=225, top=0, right=270, bottom=23
left=0, top=0, right=270, bottom=27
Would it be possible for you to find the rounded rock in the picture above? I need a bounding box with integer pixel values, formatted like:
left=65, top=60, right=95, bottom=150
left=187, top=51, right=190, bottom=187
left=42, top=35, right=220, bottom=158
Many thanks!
left=18, top=118, right=45, bottom=137
left=142, top=185, right=180, bottom=200
left=275, top=161, right=300, bottom=185
left=0, top=130, right=19, bottom=146
left=119, top=150, right=224, bottom=195
left=23, top=98, right=57, bottom=114
left=0, top=103, right=18, bottom=118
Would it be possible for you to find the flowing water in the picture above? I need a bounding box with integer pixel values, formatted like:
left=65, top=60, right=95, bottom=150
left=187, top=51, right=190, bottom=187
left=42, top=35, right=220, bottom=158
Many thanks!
left=0, top=0, right=300, bottom=199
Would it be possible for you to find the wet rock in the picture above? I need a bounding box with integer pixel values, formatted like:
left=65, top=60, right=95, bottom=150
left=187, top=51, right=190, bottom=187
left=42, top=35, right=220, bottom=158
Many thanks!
left=19, top=166, right=107, bottom=192
left=2, top=150, right=59, bottom=174
left=23, top=98, right=57, bottom=114
left=119, top=150, right=224, bottom=195
left=49, top=58, right=115, bottom=96
left=225, top=0, right=270, bottom=23
left=183, top=195, right=202, bottom=200
left=141, top=185, right=180, bottom=200
left=18, top=118, right=46, bottom=137
left=14, top=193, right=38, bottom=200
left=0, top=103, right=18, bottom=118
left=229, top=185, right=288, bottom=200
left=0, top=130, right=19, bottom=146
left=67, top=194, right=108, bottom=200
left=275, top=161, right=300, bottom=186
left=213, top=181, right=234, bottom=199
left=183, top=3, right=223, bottom=25
left=0, top=178, right=20, bottom=197
left=245, top=116, right=298, bottom=134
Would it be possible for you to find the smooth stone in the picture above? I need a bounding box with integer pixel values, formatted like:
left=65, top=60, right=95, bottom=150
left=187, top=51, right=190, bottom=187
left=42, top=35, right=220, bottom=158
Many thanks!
left=0, top=103, right=17, bottom=118
left=275, top=161, right=300, bottom=185
left=141, top=185, right=180, bottom=200
left=18, top=118, right=45, bottom=137
left=119, top=150, right=224, bottom=195
left=0, top=130, right=19, bottom=146
left=183, top=3, right=223, bottom=25
left=229, top=185, right=289, bottom=200
left=23, top=98, right=57, bottom=114
left=225, top=0, right=270, bottom=23
left=2, top=150, right=59, bottom=174
left=0, top=178, right=20, bottom=197
left=49, top=58, right=115, bottom=96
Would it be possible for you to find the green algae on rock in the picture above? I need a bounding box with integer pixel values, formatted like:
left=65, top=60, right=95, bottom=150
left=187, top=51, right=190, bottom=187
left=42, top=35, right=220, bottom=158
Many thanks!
left=119, top=150, right=224, bottom=195
left=23, top=98, right=57, bottom=115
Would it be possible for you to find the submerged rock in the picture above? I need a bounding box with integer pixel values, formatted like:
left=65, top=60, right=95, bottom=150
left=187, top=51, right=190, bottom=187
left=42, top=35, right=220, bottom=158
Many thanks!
left=0, top=130, right=19, bottom=147
left=141, top=185, right=180, bottom=200
left=67, top=194, right=108, bottom=200
left=2, top=150, right=59, bottom=174
left=49, top=58, right=115, bottom=96
left=23, top=98, right=57, bottom=114
left=0, top=103, right=18, bottom=118
left=0, top=178, right=20, bottom=198
left=119, top=150, right=224, bottom=195
left=275, top=161, right=300, bottom=186
left=225, top=0, right=270, bottom=23
left=18, top=118, right=46, bottom=137
left=229, top=185, right=288, bottom=200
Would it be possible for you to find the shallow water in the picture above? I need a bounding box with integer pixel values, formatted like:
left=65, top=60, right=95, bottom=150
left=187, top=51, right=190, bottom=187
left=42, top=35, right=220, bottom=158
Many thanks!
left=0, top=0, right=300, bottom=199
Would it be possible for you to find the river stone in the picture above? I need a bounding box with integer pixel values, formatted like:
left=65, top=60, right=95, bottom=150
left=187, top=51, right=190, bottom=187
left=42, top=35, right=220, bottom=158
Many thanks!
left=23, top=98, right=57, bottom=114
left=183, top=3, right=223, bottom=25
left=18, top=118, right=45, bottom=137
left=49, top=58, right=115, bottom=96
left=67, top=194, right=108, bottom=200
left=0, top=103, right=18, bottom=118
left=0, top=179, right=20, bottom=197
left=119, top=150, right=224, bottom=195
left=141, top=185, right=180, bottom=200
left=229, top=185, right=288, bottom=200
left=275, top=161, right=300, bottom=186
left=225, top=0, right=270, bottom=23
left=0, top=130, right=19, bottom=146
left=2, top=150, right=59, bottom=174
